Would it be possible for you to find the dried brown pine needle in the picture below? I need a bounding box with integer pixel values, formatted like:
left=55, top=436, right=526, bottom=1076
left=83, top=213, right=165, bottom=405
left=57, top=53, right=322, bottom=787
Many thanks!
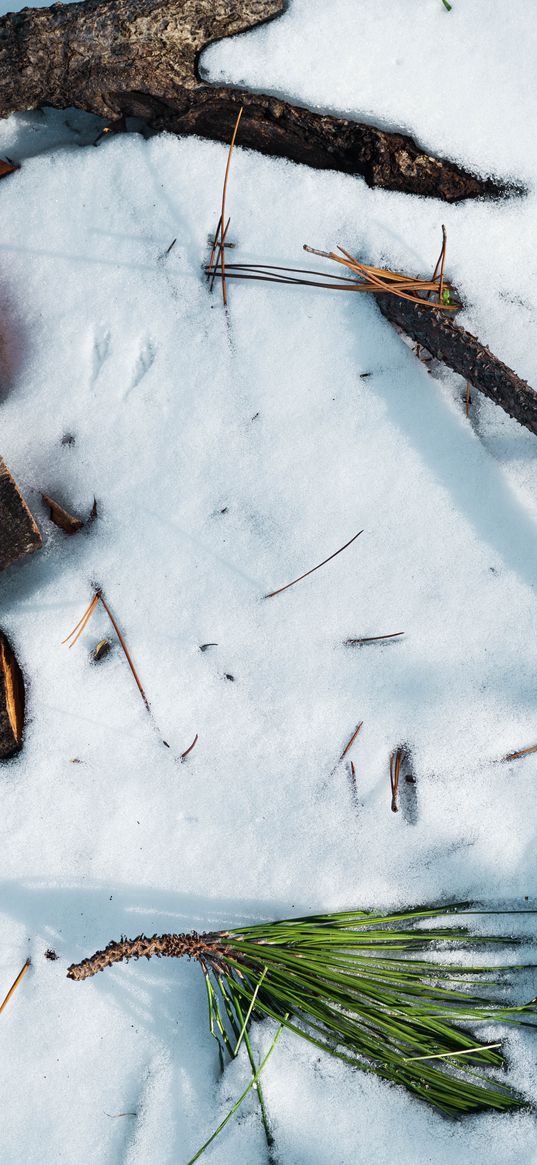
left=0, top=958, right=30, bottom=1015
left=219, top=107, right=243, bottom=306
left=265, top=529, right=363, bottom=598
left=390, top=748, right=404, bottom=813
left=180, top=733, right=199, bottom=761
left=63, top=590, right=149, bottom=711
left=466, top=381, right=472, bottom=417
left=504, top=743, right=537, bottom=762
left=340, top=721, right=363, bottom=761
left=344, top=632, right=404, bottom=646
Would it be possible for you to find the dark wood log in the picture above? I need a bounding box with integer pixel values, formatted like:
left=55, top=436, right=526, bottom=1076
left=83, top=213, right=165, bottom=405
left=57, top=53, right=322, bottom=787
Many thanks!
left=0, top=630, right=25, bottom=760
left=0, top=0, right=511, bottom=202
left=0, top=458, right=42, bottom=571
left=375, top=294, right=537, bottom=435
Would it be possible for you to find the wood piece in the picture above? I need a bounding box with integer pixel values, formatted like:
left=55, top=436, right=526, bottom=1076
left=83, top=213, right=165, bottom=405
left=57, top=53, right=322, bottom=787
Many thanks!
left=0, top=631, right=25, bottom=759
left=375, top=294, right=537, bottom=435
left=0, top=0, right=510, bottom=202
left=0, top=458, right=42, bottom=571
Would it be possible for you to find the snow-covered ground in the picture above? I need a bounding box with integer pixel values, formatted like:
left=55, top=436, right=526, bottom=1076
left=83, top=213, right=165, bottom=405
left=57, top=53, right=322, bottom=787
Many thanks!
left=1, top=1, right=537, bottom=1161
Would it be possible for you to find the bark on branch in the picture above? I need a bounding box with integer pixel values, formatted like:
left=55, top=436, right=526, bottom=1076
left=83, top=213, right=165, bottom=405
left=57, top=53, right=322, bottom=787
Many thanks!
left=375, top=295, right=537, bottom=436
left=0, top=458, right=42, bottom=572
left=0, top=0, right=511, bottom=201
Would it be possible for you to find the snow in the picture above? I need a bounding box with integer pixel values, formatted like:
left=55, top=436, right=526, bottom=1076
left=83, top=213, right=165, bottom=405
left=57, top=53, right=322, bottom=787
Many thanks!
left=1, top=1, right=537, bottom=1162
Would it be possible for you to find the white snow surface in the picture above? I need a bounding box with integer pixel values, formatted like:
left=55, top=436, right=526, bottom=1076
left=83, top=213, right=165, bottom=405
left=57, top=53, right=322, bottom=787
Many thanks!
left=1, top=1, right=537, bottom=1162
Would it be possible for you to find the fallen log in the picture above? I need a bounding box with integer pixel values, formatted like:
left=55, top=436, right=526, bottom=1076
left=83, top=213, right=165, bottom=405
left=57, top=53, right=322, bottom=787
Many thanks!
left=375, top=294, right=537, bottom=436
left=0, top=631, right=25, bottom=760
left=0, top=0, right=511, bottom=202
left=0, top=458, right=42, bottom=571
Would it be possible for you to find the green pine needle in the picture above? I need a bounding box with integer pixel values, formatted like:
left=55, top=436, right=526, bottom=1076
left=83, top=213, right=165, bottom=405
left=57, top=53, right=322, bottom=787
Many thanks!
left=68, top=904, right=537, bottom=1121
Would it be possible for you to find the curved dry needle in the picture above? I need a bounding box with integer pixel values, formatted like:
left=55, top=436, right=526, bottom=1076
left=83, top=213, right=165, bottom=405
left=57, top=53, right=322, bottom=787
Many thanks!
left=265, top=529, right=363, bottom=598
left=0, top=958, right=30, bottom=1015
left=97, top=592, right=150, bottom=712
left=62, top=592, right=100, bottom=648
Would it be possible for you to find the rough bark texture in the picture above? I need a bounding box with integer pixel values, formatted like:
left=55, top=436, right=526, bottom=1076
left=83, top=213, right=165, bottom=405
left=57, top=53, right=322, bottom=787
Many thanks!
left=0, top=631, right=25, bottom=760
left=0, top=0, right=508, bottom=201
left=67, top=930, right=234, bottom=979
left=0, top=458, right=42, bottom=572
left=376, top=295, right=537, bottom=435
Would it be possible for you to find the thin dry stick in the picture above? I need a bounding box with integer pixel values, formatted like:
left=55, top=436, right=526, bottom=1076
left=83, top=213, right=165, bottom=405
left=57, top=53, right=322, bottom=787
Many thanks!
left=0, top=958, right=30, bottom=1015
left=207, top=213, right=222, bottom=277
left=63, top=590, right=149, bottom=711
left=220, top=106, right=243, bottom=307
left=265, top=529, right=363, bottom=599
left=504, top=743, right=537, bottom=762
left=438, top=225, right=447, bottom=304
left=180, top=733, right=199, bottom=761
left=344, top=632, right=404, bottom=646
left=390, top=748, right=403, bottom=813
left=340, top=721, right=363, bottom=761
left=466, top=381, right=472, bottom=417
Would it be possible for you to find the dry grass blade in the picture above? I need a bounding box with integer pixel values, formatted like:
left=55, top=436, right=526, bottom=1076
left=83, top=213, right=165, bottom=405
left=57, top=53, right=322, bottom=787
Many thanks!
left=265, top=529, right=363, bottom=598
left=390, top=747, right=403, bottom=812
left=340, top=721, right=363, bottom=761
left=0, top=958, right=30, bottom=1014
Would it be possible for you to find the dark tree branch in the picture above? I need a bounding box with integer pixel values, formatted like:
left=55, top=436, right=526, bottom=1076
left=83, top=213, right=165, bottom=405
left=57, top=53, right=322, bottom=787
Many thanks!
left=376, top=295, right=537, bottom=435
left=0, top=0, right=512, bottom=201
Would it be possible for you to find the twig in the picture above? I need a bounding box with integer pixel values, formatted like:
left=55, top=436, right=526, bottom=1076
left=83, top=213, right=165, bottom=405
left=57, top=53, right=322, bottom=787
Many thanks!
left=180, top=733, right=199, bottom=761
left=265, top=529, right=363, bottom=598
left=0, top=958, right=30, bottom=1015
left=466, top=381, right=471, bottom=417
left=390, top=748, right=403, bottom=813
left=340, top=721, right=363, bottom=761
left=344, top=632, right=404, bottom=646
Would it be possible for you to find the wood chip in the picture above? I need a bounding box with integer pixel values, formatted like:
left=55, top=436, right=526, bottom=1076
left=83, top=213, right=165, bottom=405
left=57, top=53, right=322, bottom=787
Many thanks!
left=42, top=492, right=84, bottom=534
left=0, top=631, right=25, bottom=760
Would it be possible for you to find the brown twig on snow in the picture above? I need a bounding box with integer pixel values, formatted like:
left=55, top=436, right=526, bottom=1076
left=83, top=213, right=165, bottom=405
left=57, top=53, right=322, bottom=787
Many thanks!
left=0, top=958, right=30, bottom=1014
left=466, top=381, right=472, bottom=417
left=265, top=529, right=363, bottom=598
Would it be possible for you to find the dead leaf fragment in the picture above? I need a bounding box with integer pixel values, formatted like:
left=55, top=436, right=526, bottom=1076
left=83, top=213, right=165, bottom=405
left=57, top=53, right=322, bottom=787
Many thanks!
left=41, top=492, right=84, bottom=534
left=0, top=159, right=18, bottom=180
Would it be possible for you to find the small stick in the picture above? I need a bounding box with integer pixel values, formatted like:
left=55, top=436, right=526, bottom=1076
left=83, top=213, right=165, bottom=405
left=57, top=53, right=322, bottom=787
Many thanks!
left=344, top=632, right=404, bottom=646
left=503, top=742, right=537, bottom=762
left=265, top=529, right=363, bottom=599
left=210, top=217, right=231, bottom=292
left=438, top=225, right=447, bottom=304
left=220, top=107, right=243, bottom=307
left=390, top=748, right=403, bottom=812
left=0, top=958, right=30, bottom=1015
left=466, top=381, right=471, bottom=417
left=340, top=721, right=363, bottom=761
left=180, top=733, right=199, bottom=761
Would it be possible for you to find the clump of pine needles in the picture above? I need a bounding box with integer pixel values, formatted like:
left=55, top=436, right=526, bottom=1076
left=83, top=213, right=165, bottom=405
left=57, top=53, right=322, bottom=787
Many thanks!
left=69, top=904, right=537, bottom=1122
